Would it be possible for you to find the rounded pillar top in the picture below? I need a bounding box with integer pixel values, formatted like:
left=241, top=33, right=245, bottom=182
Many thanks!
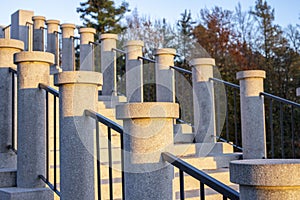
left=32, top=16, right=46, bottom=21
left=190, top=58, right=215, bottom=67
left=116, top=102, right=179, bottom=119
left=100, top=33, right=118, bottom=41
left=79, top=27, right=96, bottom=34
left=230, top=159, right=300, bottom=186
left=46, top=19, right=60, bottom=25
left=236, top=70, right=266, bottom=80
left=124, top=40, right=144, bottom=48
left=61, top=23, right=76, bottom=38
left=54, top=71, right=102, bottom=86
left=46, top=19, right=60, bottom=33
left=79, top=27, right=96, bottom=44
left=32, top=16, right=46, bottom=29
left=14, top=51, right=54, bottom=65
left=0, top=38, right=24, bottom=50
left=155, top=48, right=176, bottom=56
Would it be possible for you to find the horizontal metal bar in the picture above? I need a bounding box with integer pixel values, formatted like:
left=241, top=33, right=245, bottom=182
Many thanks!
left=38, top=83, right=59, bottom=97
left=162, top=152, right=240, bottom=200
left=70, top=36, right=80, bottom=40
left=2, top=24, right=11, bottom=31
left=89, top=41, right=101, bottom=46
left=25, top=22, right=33, bottom=26
left=209, top=78, right=240, bottom=89
left=112, top=48, right=126, bottom=54
left=260, top=92, right=300, bottom=108
left=170, top=66, right=192, bottom=74
left=84, top=109, right=123, bottom=134
left=53, top=31, right=62, bottom=35
left=39, top=175, right=61, bottom=197
left=8, top=68, right=17, bottom=74
left=216, top=136, right=243, bottom=151
left=138, top=56, right=155, bottom=63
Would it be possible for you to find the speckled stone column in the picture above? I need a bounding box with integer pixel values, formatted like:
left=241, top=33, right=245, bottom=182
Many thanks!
left=0, top=39, right=23, bottom=168
left=124, top=40, right=144, bottom=102
left=54, top=71, right=102, bottom=200
left=116, top=102, right=179, bottom=200
left=237, top=70, right=266, bottom=159
left=79, top=28, right=96, bottom=71
left=32, top=16, right=45, bottom=51
left=191, top=58, right=216, bottom=143
left=15, top=51, right=54, bottom=188
left=100, top=34, right=117, bottom=96
left=11, top=10, right=34, bottom=51
left=46, top=19, right=60, bottom=74
left=61, top=23, right=75, bottom=71
left=155, top=48, right=176, bottom=102
left=0, top=26, right=4, bottom=38
left=230, top=159, right=300, bottom=200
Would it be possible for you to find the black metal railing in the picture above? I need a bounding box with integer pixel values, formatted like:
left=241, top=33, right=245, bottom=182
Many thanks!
left=260, top=92, right=300, bottom=158
left=162, top=152, right=240, bottom=200
left=170, top=66, right=192, bottom=75
left=84, top=109, right=125, bottom=200
left=38, top=83, right=60, bottom=197
left=8, top=68, right=17, bottom=154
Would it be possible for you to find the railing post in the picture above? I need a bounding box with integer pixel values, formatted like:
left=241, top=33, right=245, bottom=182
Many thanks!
left=32, top=16, right=45, bottom=51
left=79, top=27, right=96, bottom=71
left=155, top=48, right=176, bottom=102
left=191, top=58, right=216, bottom=143
left=0, top=38, right=23, bottom=168
left=11, top=9, right=34, bottom=51
left=116, top=102, right=179, bottom=200
left=61, top=23, right=75, bottom=71
left=54, top=71, right=102, bottom=199
left=237, top=70, right=266, bottom=159
left=230, top=159, right=300, bottom=199
left=46, top=19, right=61, bottom=74
left=0, top=51, right=55, bottom=198
left=100, top=33, right=118, bottom=96
left=124, top=40, right=144, bottom=102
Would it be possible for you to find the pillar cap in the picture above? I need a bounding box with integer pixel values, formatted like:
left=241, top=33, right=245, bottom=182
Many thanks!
left=54, top=71, right=102, bottom=86
left=79, top=27, right=96, bottom=34
left=46, top=19, right=60, bottom=25
left=116, top=102, right=179, bottom=119
left=100, top=33, right=118, bottom=40
left=124, top=40, right=144, bottom=48
left=0, top=39, right=24, bottom=50
left=14, top=51, right=54, bottom=65
left=32, top=16, right=46, bottom=21
left=190, top=58, right=215, bottom=67
left=236, top=70, right=266, bottom=80
left=155, top=48, right=176, bottom=56
left=60, top=23, right=76, bottom=29
left=230, top=159, right=300, bottom=186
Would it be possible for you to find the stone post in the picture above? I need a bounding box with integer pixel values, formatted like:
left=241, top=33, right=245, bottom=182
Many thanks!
left=0, top=39, right=23, bottom=168
left=191, top=58, right=216, bottom=143
left=100, top=34, right=117, bottom=96
left=46, top=19, right=60, bottom=74
left=32, top=16, right=45, bottom=51
left=116, top=102, right=179, bottom=200
left=155, top=48, right=176, bottom=102
left=237, top=70, right=266, bottom=159
left=79, top=27, right=96, bottom=71
left=54, top=71, right=102, bottom=200
left=61, top=23, right=75, bottom=71
left=11, top=10, right=34, bottom=51
left=124, top=40, right=144, bottom=102
left=230, top=159, right=300, bottom=200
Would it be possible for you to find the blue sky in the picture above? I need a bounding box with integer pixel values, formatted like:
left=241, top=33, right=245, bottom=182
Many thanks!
left=0, top=0, right=299, bottom=28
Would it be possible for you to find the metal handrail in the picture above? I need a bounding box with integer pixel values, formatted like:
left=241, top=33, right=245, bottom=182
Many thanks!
left=8, top=67, right=17, bottom=74
left=216, top=136, right=243, bottom=151
left=169, top=66, right=192, bottom=74
left=39, top=175, right=61, bottom=197
left=209, top=78, right=240, bottom=89
left=112, top=48, right=126, bottom=54
left=137, top=56, right=155, bottom=63
left=38, top=83, right=59, bottom=97
left=162, top=152, right=240, bottom=200
left=260, top=92, right=300, bottom=108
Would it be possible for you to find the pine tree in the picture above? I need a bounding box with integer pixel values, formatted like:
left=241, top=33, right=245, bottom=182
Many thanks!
left=77, top=0, right=130, bottom=34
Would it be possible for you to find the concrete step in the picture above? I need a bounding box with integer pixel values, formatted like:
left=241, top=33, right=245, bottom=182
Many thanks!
left=0, top=168, right=16, bottom=187
left=98, top=95, right=127, bottom=109
left=174, top=123, right=193, bottom=134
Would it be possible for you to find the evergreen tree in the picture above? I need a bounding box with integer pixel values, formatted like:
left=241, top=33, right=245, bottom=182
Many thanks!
left=77, top=0, right=130, bottom=34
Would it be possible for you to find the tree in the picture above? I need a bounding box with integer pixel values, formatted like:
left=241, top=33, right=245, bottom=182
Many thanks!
left=77, top=0, right=130, bottom=34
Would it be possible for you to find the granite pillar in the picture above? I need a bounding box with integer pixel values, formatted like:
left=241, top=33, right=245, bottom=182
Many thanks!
left=191, top=58, right=216, bottom=143
left=61, top=23, right=75, bottom=71
left=116, top=102, right=179, bottom=200
left=124, top=40, right=144, bottom=102
left=0, top=26, right=4, bottom=38
left=237, top=70, right=266, bottom=159
left=54, top=71, right=102, bottom=200
left=79, top=27, right=96, bottom=71
left=32, top=16, right=45, bottom=51
left=155, top=48, right=176, bottom=102
left=0, top=39, right=23, bottom=168
left=46, top=19, right=60, bottom=74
